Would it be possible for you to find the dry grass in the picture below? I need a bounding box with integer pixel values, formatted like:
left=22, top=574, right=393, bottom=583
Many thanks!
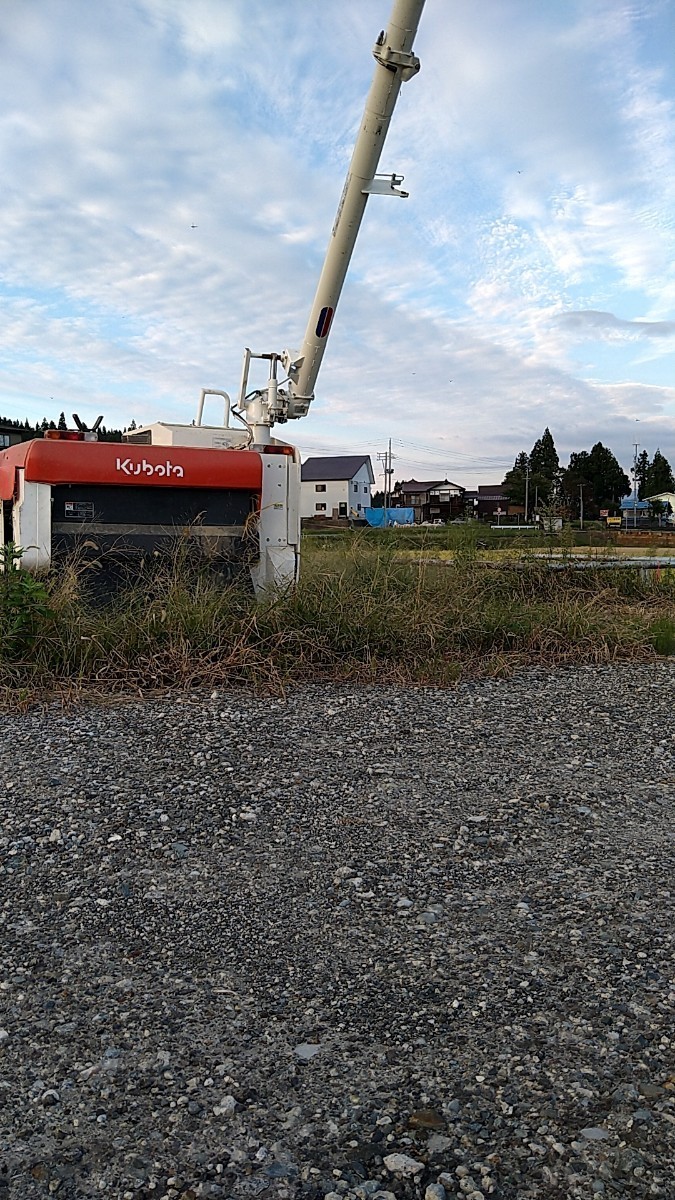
left=1, top=536, right=674, bottom=707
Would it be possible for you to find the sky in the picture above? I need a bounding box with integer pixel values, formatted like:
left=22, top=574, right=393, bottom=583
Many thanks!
left=1, top=0, right=674, bottom=490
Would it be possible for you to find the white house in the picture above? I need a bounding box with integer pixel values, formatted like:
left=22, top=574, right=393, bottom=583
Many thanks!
left=301, top=455, right=375, bottom=520
left=645, top=491, right=675, bottom=523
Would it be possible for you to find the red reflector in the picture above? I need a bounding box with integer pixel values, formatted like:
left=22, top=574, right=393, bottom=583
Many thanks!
left=262, top=445, right=295, bottom=456
left=315, top=306, right=334, bottom=338
left=44, top=430, right=84, bottom=441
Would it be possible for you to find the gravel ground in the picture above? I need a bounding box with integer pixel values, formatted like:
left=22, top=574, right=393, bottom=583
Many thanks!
left=1, top=663, right=674, bottom=1200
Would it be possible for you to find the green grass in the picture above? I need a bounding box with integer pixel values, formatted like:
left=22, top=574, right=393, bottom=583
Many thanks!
left=1, top=535, right=674, bottom=705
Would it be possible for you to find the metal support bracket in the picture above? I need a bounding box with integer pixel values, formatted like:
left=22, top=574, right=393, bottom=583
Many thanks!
left=362, top=173, right=409, bottom=198
left=373, top=44, right=421, bottom=82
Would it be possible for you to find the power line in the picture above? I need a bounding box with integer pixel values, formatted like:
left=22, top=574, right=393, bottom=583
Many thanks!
left=393, top=455, right=508, bottom=473
left=295, top=437, right=513, bottom=474
left=393, top=438, right=512, bottom=465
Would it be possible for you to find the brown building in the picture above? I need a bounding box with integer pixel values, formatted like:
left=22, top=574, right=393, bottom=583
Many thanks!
left=395, top=479, right=464, bottom=524
left=463, top=484, right=515, bottom=521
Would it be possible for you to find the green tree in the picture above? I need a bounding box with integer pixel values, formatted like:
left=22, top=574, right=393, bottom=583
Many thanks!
left=97, top=425, right=124, bottom=443
left=529, top=426, right=560, bottom=503
left=561, top=443, right=631, bottom=517
left=502, top=450, right=529, bottom=506
left=2, top=412, right=135, bottom=444
left=561, top=451, right=592, bottom=517
left=643, top=448, right=675, bottom=497
left=648, top=498, right=670, bottom=524
left=503, top=429, right=562, bottom=511
left=635, top=450, right=649, bottom=499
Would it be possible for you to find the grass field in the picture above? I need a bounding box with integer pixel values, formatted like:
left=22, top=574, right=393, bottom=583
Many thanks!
left=2, top=532, right=675, bottom=706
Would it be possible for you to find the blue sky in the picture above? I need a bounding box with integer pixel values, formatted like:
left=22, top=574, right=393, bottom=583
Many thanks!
left=1, top=0, right=674, bottom=487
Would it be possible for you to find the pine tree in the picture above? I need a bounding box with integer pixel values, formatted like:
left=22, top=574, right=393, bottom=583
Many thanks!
left=528, top=428, right=560, bottom=506
left=529, top=427, right=560, bottom=482
left=635, top=450, right=649, bottom=499
left=57, top=412, right=68, bottom=430
left=643, top=449, right=675, bottom=497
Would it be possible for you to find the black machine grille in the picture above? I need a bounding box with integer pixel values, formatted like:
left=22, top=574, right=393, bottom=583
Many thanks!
left=51, top=485, right=256, bottom=527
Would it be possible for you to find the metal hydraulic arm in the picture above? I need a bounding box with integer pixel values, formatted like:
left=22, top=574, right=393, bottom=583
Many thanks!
left=238, top=0, right=426, bottom=442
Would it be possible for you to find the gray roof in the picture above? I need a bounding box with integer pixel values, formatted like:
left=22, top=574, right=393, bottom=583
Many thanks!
left=301, top=455, right=374, bottom=483
left=399, top=478, right=463, bottom=493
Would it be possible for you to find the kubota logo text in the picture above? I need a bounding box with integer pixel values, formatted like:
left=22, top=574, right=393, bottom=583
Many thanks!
left=116, top=457, right=184, bottom=479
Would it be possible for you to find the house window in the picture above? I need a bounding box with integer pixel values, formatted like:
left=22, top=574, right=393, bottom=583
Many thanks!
left=315, top=483, right=326, bottom=492
left=315, top=502, right=327, bottom=511
left=353, top=483, right=358, bottom=493
left=0, top=435, right=9, bottom=448
left=363, top=486, right=368, bottom=494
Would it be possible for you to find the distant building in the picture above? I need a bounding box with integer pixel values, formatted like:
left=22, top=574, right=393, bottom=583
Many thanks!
left=0, top=424, right=28, bottom=450
left=463, top=484, right=511, bottom=520
left=300, top=455, right=375, bottom=520
left=644, top=491, right=675, bottom=523
left=621, top=493, right=675, bottom=525
left=395, top=479, right=464, bottom=524
left=620, top=496, right=650, bottom=517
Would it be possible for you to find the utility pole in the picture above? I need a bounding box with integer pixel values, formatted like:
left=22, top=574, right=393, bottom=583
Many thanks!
left=579, top=483, right=584, bottom=531
left=377, top=439, right=395, bottom=527
left=633, top=442, right=639, bottom=529
left=377, top=450, right=387, bottom=520
left=524, top=464, right=530, bottom=524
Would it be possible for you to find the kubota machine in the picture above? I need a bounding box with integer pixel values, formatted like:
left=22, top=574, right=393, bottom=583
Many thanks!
left=0, top=0, right=425, bottom=592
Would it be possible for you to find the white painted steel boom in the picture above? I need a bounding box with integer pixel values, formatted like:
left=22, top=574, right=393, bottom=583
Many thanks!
left=239, top=0, right=425, bottom=441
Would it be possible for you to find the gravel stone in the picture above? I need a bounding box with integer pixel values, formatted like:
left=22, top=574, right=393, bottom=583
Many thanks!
left=424, top=1185, right=446, bottom=1200
left=295, top=1043, right=322, bottom=1061
left=1, top=663, right=675, bottom=1199
left=383, top=1154, right=424, bottom=1177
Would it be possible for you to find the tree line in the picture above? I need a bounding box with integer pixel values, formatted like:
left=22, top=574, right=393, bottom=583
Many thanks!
left=0, top=412, right=136, bottom=443
left=502, top=428, right=675, bottom=519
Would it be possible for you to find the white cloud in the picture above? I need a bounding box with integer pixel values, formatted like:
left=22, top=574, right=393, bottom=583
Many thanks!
left=556, top=311, right=675, bottom=341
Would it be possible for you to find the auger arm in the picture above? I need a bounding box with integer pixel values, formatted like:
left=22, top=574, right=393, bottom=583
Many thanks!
left=238, top=0, right=426, bottom=442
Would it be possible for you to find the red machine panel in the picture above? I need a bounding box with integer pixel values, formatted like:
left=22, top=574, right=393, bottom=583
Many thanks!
left=0, top=440, right=263, bottom=501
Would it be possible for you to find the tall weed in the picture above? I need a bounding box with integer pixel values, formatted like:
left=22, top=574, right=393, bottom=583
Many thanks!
left=0, top=544, right=53, bottom=660
left=1, top=540, right=673, bottom=701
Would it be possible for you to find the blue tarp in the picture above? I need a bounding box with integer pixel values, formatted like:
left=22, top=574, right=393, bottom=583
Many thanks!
left=364, top=507, right=414, bottom=527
